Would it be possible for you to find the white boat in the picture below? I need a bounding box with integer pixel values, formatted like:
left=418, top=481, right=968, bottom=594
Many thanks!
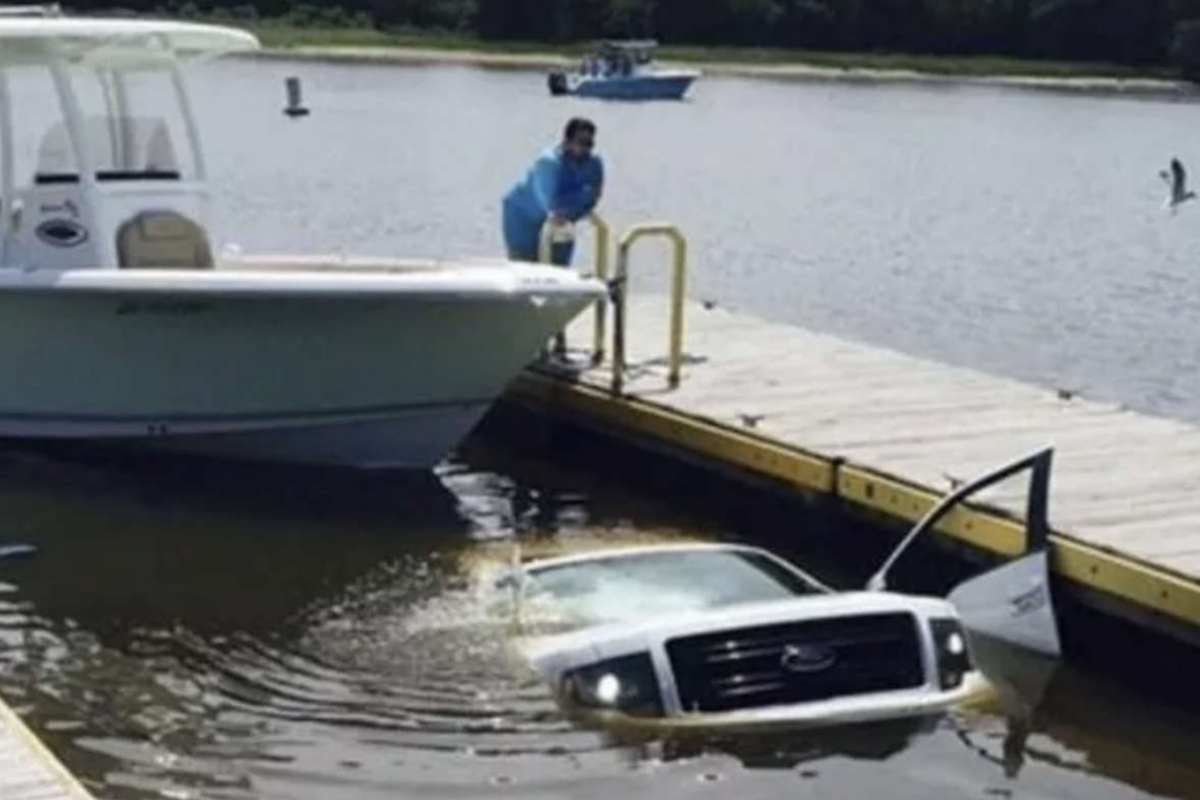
left=548, top=40, right=699, bottom=100
left=0, top=11, right=605, bottom=469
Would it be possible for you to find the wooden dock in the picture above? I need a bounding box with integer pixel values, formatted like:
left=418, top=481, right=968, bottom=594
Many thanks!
left=0, top=698, right=92, bottom=800
left=509, top=294, right=1200, bottom=645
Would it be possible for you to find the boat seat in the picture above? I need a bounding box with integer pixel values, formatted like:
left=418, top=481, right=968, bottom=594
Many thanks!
left=117, top=210, right=213, bottom=269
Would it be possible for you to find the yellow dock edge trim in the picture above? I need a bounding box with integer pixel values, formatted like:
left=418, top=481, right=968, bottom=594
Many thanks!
left=508, top=370, right=1200, bottom=631
left=838, top=466, right=1200, bottom=626
left=1051, top=536, right=1200, bottom=628
left=510, top=372, right=835, bottom=493
left=0, top=700, right=93, bottom=799
left=837, top=467, right=1028, bottom=556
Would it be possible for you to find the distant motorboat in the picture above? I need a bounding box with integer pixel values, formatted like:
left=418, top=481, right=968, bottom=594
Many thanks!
left=548, top=40, right=699, bottom=101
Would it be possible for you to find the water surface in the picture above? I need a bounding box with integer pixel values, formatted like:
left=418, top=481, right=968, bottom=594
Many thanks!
left=0, top=438, right=1197, bottom=800
left=3, top=57, right=1200, bottom=799
left=198, top=59, right=1200, bottom=422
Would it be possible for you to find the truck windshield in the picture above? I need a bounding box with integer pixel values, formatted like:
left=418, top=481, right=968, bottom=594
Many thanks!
left=518, top=549, right=826, bottom=629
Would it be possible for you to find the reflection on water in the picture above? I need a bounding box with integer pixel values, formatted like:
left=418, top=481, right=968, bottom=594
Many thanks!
left=0, top=438, right=1197, bottom=800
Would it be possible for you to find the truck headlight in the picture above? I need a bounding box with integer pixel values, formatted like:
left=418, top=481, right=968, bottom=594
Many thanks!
left=931, top=618, right=974, bottom=690
left=561, top=652, right=663, bottom=717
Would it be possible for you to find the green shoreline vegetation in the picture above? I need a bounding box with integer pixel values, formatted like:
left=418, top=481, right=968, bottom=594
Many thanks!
left=84, top=1, right=1200, bottom=84
left=248, top=25, right=1178, bottom=82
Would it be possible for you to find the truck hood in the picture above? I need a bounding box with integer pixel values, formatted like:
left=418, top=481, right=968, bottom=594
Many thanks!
left=519, top=590, right=954, bottom=674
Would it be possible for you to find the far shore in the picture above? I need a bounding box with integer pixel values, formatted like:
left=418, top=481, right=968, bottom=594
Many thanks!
left=250, top=43, right=1198, bottom=97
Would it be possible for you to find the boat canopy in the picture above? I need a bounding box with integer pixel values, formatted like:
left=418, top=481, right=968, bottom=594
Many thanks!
left=0, top=18, right=259, bottom=68
left=587, top=39, right=658, bottom=67
left=0, top=15, right=254, bottom=271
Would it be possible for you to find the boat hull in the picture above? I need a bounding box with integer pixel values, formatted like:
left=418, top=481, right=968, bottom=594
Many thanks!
left=552, top=73, right=698, bottom=100
left=136, top=401, right=493, bottom=469
left=0, top=261, right=604, bottom=468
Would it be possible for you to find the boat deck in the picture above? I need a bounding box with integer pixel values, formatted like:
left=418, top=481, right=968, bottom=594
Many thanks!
left=0, top=698, right=92, bottom=800
left=509, top=294, right=1200, bottom=643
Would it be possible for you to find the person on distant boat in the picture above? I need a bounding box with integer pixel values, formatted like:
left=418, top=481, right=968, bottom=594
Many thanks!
left=501, top=117, right=604, bottom=268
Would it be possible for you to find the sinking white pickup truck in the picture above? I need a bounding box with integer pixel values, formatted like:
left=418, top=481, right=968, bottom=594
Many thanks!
left=493, top=449, right=1061, bottom=731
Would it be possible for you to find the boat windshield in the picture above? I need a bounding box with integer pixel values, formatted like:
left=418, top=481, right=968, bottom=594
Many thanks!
left=512, top=549, right=826, bottom=630
left=8, top=62, right=197, bottom=187
left=582, top=42, right=657, bottom=77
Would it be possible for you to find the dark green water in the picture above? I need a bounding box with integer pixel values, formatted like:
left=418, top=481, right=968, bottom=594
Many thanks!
left=0, top=426, right=1197, bottom=800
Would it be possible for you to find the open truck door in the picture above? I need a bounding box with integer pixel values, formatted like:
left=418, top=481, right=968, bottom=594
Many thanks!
left=867, top=448, right=1061, bottom=658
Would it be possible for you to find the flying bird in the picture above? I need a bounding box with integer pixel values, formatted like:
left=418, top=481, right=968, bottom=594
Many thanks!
left=1160, top=157, right=1196, bottom=213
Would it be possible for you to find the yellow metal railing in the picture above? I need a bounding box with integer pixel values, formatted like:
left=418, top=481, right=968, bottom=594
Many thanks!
left=539, top=212, right=610, bottom=364
left=611, top=223, right=687, bottom=395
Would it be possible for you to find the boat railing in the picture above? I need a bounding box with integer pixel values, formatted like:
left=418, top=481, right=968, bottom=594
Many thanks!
left=537, top=214, right=689, bottom=392
left=611, top=222, right=687, bottom=394
left=538, top=212, right=610, bottom=365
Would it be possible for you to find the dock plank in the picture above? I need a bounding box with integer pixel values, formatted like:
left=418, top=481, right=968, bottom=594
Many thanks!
left=0, top=700, right=92, bottom=800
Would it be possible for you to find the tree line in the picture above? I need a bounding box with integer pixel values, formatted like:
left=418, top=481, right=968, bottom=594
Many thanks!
left=67, top=0, right=1200, bottom=72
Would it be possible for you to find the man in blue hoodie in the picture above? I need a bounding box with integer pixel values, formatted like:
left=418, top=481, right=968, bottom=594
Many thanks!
left=502, top=117, right=604, bottom=267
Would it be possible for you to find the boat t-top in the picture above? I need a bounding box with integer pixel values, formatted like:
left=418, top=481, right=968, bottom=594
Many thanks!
left=0, top=7, right=605, bottom=469
left=548, top=40, right=699, bottom=100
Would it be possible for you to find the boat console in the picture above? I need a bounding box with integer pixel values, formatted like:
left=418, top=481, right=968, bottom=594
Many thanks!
left=0, top=12, right=223, bottom=271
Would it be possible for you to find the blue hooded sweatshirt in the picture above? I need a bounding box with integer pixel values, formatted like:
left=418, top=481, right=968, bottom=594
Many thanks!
left=502, top=145, right=604, bottom=265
